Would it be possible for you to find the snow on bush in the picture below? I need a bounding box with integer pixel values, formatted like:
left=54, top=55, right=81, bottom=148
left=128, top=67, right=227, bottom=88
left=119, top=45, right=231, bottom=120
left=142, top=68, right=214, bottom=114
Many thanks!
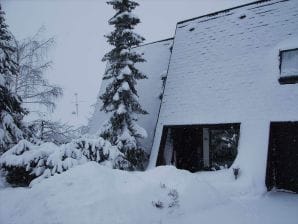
left=0, top=140, right=57, bottom=186
left=75, top=137, right=124, bottom=168
left=0, top=136, right=125, bottom=186
left=100, top=121, right=149, bottom=170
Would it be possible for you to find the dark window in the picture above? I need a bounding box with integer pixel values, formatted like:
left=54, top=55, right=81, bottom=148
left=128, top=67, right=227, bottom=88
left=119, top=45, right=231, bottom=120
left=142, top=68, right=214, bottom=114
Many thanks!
left=156, top=123, right=240, bottom=173
left=279, top=48, right=298, bottom=84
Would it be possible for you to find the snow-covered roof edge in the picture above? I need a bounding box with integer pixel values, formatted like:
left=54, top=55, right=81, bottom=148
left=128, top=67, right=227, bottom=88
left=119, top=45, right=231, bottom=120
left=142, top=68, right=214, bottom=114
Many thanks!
left=90, top=37, right=174, bottom=103
left=149, top=37, right=176, bottom=151
left=132, top=37, right=174, bottom=49
left=177, top=0, right=280, bottom=25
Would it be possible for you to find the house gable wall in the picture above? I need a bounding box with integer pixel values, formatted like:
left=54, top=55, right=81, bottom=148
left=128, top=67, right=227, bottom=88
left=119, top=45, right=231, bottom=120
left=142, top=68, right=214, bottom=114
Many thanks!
left=149, top=0, right=298, bottom=192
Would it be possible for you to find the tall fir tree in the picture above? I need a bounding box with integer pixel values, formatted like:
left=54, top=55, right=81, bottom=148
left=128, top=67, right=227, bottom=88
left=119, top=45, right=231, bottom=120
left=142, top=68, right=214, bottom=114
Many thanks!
left=0, top=4, right=27, bottom=153
left=100, top=0, right=148, bottom=169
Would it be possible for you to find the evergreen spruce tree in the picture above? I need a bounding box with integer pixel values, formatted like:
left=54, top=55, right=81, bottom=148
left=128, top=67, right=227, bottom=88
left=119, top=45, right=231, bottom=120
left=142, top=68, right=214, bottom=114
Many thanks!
left=100, top=0, right=148, bottom=169
left=0, top=5, right=27, bottom=153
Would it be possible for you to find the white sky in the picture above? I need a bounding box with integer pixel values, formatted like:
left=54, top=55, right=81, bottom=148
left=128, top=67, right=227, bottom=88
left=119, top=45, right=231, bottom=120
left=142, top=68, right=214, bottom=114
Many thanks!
left=3, top=0, right=254, bottom=127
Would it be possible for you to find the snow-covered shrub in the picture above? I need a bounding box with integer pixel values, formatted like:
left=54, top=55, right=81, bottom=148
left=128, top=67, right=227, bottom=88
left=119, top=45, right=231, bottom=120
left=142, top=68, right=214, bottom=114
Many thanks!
left=152, top=183, right=179, bottom=210
left=77, top=138, right=110, bottom=162
left=0, top=140, right=57, bottom=186
left=124, top=147, right=148, bottom=171
left=0, top=136, right=127, bottom=186
left=100, top=123, right=149, bottom=171
left=74, top=137, right=125, bottom=168
left=152, top=200, right=164, bottom=209
left=44, top=142, right=84, bottom=176
left=168, top=189, right=179, bottom=208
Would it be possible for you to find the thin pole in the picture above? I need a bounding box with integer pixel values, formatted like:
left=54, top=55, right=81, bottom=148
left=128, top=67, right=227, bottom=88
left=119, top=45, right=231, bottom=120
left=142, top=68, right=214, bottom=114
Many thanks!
left=75, top=93, right=79, bottom=118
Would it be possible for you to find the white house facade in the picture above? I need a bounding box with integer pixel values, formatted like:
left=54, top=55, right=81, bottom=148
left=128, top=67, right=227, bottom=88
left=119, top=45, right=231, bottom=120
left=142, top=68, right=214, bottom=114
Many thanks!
left=90, top=0, right=298, bottom=193
left=148, top=0, right=298, bottom=193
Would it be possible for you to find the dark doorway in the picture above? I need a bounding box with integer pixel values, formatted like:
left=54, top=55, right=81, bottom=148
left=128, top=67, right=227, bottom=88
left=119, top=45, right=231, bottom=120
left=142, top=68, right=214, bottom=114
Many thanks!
left=266, top=122, right=298, bottom=193
left=156, top=123, right=240, bottom=172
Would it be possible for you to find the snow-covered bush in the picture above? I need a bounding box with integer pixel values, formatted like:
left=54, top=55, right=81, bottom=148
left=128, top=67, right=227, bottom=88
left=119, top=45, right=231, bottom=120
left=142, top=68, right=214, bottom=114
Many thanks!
left=152, top=183, right=179, bottom=210
left=75, top=137, right=125, bottom=168
left=0, top=140, right=57, bottom=186
left=124, top=147, right=148, bottom=170
left=0, top=136, right=126, bottom=186
left=44, top=142, right=85, bottom=176
left=100, top=122, right=149, bottom=170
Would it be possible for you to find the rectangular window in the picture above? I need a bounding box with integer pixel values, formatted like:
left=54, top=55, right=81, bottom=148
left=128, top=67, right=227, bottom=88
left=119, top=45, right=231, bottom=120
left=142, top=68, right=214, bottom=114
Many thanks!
left=279, top=48, right=298, bottom=84
left=156, top=123, right=240, bottom=172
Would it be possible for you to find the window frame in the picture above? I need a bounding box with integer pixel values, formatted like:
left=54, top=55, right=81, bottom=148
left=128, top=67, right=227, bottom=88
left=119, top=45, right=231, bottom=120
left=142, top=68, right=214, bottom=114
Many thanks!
left=279, top=48, right=298, bottom=84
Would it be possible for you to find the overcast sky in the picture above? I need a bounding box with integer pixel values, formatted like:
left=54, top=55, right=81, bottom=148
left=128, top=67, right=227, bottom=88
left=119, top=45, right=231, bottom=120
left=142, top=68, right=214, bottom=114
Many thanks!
left=3, top=0, right=254, bottom=127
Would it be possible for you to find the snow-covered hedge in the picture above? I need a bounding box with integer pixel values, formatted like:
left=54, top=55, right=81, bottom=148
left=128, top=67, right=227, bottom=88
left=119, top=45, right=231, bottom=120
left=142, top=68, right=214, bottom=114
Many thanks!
left=0, top=137, right=127, bottom=186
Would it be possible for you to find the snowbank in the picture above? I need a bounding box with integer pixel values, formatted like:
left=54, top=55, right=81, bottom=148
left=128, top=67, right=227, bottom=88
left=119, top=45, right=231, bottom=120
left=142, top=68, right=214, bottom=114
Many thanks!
left=0, top=162, right=297, bottom=224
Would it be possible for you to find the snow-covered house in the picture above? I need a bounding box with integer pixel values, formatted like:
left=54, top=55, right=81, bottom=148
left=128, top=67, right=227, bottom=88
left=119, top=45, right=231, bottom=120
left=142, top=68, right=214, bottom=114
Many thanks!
left=88, top=38, right=173, bottom=153
left=148, top=0, right=298, bottom=193
left=90, top=0, right=298, bottom=193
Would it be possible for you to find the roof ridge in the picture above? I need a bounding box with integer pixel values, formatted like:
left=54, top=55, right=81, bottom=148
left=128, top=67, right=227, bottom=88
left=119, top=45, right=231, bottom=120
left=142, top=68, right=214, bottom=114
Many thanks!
left=177, top=0, right=287, bottom=25
left=134, top=37, right=174, bottom=49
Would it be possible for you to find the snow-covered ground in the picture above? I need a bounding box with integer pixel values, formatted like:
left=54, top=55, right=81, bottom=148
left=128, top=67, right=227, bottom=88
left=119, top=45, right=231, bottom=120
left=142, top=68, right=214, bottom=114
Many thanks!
left=0, top=162, right=297, bottom=224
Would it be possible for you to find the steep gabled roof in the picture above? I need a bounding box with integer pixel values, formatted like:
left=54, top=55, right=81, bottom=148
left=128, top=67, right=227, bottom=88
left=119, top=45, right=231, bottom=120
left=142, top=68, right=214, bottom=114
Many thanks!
left=177, top=0, right=287, bottom=25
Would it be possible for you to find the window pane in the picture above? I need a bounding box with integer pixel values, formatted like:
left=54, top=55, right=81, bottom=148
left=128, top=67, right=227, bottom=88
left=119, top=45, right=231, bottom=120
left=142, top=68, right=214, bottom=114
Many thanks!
left=281, top=49, right=298, bottom=77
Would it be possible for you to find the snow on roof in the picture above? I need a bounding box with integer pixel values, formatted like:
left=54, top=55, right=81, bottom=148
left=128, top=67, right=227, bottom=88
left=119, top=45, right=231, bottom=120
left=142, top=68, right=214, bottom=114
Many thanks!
left=160, top=0, right=298, bottom=123
left=149, top=0, right=298, bottom=181
left=88, top=38, right=173, bottom=152
left=156, top=0, right=298, bottom=126
left=176, top=0, right=277, bottom=25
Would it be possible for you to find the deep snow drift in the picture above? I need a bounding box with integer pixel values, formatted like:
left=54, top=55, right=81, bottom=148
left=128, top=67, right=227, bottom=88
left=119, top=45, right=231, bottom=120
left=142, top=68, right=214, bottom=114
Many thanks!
left=0, top=162, right=297, bottom=224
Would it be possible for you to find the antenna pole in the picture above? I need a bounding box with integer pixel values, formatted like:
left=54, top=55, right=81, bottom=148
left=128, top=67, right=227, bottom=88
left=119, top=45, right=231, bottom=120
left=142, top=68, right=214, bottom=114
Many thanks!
left=75, top=93, right=79, bottom=118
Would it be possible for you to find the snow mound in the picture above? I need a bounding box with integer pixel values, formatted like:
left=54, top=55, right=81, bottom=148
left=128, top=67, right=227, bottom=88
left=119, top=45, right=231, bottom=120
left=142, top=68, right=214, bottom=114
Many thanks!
left=1, top=163, right=298, bottom=224
left=0, top=163, right=225, bottom=224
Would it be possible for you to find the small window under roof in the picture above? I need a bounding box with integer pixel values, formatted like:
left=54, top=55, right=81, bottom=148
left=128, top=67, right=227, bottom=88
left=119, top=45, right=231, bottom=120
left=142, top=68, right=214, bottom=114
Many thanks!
left=279, top=48, right=298, bottom=84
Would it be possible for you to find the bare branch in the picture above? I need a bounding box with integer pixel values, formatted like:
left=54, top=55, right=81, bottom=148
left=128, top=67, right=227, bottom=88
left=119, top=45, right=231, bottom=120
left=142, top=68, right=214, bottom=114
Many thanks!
left=11, top=27, right=63, bottom=113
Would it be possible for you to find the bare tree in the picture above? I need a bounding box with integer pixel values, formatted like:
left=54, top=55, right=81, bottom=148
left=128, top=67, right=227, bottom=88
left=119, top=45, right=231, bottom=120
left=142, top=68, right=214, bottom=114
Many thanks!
left=12, top=27, right=63, bottom=114
left=29, top=119, right=80, bottom=145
